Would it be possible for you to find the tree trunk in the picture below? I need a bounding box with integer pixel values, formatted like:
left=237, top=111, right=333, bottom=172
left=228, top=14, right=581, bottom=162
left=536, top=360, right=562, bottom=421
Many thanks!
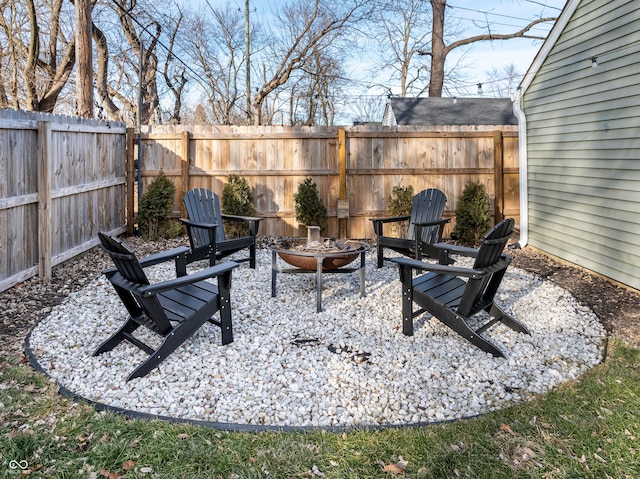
left=24, top=0, right=39, bottom=111
left=429, top=0, right=446, bottom=97
left=93, top=24, right=122, bottom=120
left=75, top=0, right=93, bottom=117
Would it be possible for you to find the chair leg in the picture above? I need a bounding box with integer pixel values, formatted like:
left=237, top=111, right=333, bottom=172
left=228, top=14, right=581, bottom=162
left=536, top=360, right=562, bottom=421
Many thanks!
left=217, top=269, right=234, bottom=345
left=488, top=304, right=531, bottom=334
left=377, top=243, right=384, bottom=268
left=399, top=265, right=415, bottom=335
left=249, top=243, right=256, bottom=269
left=438, top=311, right=507, bottom=358
left=93, top=317, right=141, bottom=355
left=126, top=313, right=212, bottom=381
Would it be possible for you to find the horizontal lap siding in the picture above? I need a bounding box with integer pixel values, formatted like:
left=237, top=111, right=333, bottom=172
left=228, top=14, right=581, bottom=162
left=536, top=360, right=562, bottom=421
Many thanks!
left=524, top=0, right=640, bottom=289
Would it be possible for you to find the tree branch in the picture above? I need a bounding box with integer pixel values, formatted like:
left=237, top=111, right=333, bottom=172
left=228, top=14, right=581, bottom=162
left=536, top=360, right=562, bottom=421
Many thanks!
left=444, top=17, right=555, bottom=54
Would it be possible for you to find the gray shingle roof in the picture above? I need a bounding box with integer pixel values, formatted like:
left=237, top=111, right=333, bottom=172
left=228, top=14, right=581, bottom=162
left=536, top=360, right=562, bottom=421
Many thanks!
left=384, top=97, right=517, bottom=126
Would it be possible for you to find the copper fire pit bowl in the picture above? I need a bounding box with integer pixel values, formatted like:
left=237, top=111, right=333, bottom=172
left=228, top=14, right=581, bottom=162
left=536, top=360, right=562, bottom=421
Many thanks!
left=271, top=238, right=366, bottom=271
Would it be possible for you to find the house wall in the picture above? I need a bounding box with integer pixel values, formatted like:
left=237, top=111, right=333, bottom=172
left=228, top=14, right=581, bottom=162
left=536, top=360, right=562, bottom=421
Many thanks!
left=523, top=0, right=640, bottom=290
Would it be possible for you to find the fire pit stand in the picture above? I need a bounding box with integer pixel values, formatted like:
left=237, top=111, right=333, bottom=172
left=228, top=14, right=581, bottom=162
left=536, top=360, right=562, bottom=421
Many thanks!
left=268, top=238, right=370, bottom=312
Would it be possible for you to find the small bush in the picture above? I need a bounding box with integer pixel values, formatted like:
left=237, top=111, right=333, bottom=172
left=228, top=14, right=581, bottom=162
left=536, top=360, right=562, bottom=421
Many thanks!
left=454, top=180, right=490, bottom=245
left=294, top=177, right=327, bottom=232
left=221, top=175, right=256, bottom=238
left=136, top=171, right=180, bottom=239
left=388, top=185, right=414, bottom=237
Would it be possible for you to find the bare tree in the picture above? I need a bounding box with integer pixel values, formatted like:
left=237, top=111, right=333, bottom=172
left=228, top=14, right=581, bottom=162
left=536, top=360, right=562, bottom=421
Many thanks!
left=347, top=95, right=387, bottom=124
left=485, top=63, right=522, bottom=97
left=251, top=0, right=372, bottom=125
left=75, top=0, right=93, bottom=117
left=182, top=6, right=248, bottom=125
left=161, top=8, right=188, bottom=124
left=110, top=0, right=163, bottom=124
left=285, top=45, right=345, bottom=126
left=425, top=0, right=555, bottom=97
left=93, top=21, right=124, bottom=121
left=370, top=0, right=432, bottom=97
left=0, top=0, right=77, bottom=112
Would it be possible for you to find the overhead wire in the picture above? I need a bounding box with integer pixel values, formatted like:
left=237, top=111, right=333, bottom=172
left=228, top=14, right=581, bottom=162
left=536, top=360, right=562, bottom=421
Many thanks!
left=112, top=0, right=232, bottom=102
left=110, top=0, right=563, bottom=119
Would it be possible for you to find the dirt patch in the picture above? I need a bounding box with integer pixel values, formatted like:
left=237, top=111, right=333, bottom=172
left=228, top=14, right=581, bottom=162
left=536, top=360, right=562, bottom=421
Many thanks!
left=510, top=247, right=640, bottom=349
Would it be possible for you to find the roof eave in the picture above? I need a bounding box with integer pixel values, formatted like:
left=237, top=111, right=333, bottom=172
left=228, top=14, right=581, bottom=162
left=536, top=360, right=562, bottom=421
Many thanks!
left=519, top=0, right=583, bottom=94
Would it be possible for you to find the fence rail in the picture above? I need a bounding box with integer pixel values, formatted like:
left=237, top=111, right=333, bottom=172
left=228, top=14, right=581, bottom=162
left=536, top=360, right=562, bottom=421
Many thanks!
left=1, top=118, right=518, bottom=293
left=131, top=124, right=519, bottom=240
left=0, top=109, right=127, bottom=292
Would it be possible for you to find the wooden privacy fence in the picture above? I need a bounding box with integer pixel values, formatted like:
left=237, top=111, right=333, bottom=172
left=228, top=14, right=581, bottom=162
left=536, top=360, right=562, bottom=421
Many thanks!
left=0, top=109, right=127, bottom=293
left=0, top=118, right=518, bottom=292
left=131, top=124, right=519, bottom=240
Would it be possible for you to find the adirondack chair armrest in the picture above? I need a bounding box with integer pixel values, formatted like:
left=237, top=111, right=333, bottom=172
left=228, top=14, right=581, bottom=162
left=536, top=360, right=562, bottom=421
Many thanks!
left=179, top=218, right=219, bottom=232
left=390, top=257, right=485, bottom=278
left=433, top=242, right=480, bottom=258
left=412, top=217, right=450, bottom=227
left=221, top=214, right=262, bottom=223
left=101, top=246, right=190, bottom=276
left=371, top=215, right=412, bottom=237
left=138, top=261, right=240, bottom=297
left=370, top=215, right=411, bottom=225
left=137, top=246, right=190, bottom=268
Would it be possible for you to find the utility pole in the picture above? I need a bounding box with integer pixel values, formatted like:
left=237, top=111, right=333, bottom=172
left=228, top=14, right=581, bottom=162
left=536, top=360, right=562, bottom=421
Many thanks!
left=245, top=0, right=252, bottom=125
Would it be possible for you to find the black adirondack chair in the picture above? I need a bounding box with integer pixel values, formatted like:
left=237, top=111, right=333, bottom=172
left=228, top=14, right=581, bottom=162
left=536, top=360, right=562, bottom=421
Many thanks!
left=94, top=233, right=239, bottom=381
left=391, top=218, right=530, bottom=358
left=371, top=188, right=450, bottom=268
left=180, top=188, right=262, bottom=269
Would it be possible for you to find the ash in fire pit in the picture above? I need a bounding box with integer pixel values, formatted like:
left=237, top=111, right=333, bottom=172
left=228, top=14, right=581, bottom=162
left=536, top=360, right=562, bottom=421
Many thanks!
left=280, top=237, right=360, bottom=254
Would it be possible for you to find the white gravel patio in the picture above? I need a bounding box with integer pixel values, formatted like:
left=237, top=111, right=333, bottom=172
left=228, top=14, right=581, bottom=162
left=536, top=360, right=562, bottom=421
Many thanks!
left=27, top=248, right=606, bottom=430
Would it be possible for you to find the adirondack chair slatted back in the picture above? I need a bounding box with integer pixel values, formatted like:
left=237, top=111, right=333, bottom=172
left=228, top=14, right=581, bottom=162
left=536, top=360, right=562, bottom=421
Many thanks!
left=98, top=233, right=172, bottom=333
left=183, top=188, right=227, bottom=247
left=407, top=189, right=447, bottom=243
left=98, top=232, right=150, bottom=285
left=457, top=218, right=515, bottom=317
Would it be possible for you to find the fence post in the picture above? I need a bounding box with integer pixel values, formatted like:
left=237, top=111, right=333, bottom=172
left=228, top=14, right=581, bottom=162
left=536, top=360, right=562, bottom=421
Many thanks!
left=493, top=130, right=504, bottom=223
left=337, top=127, right=348, bottom=238
left=180, top=130, right=191, bottom=218
left=126, top=128, right=136, bottom=235
left=37, top=121, right=52, bottom=278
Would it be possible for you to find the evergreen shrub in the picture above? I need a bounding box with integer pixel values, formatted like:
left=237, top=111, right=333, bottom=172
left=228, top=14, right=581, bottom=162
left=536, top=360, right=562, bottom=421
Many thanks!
left=294, top=177, right=327, bottom=232
left=454, top=180, right=490, bottom=245
left=388, top=185, right=414, bottom=237
left=136, top=171, right=181, bottom=239
left=221, top=175, right=256, bottom=238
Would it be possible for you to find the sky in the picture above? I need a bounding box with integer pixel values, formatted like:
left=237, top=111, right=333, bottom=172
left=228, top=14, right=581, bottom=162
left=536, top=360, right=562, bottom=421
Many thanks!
left=347, top=0, right=568, bottom=98
left=440, top=0, right=566, bottom=95
left=189, top=0, right=567, bottom=122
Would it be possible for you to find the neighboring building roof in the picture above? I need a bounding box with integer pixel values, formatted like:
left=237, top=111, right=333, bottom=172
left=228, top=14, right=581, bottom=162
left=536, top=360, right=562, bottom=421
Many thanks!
left=382, top=97, right=517, bottom=126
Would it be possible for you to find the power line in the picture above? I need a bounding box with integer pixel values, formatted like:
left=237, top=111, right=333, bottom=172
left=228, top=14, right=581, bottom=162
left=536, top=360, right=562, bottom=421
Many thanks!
left=523, top=0, right=564, bottom=11
left=448, top=2, right=560, bottom=23
left=112, top=1, right=232, bottom=103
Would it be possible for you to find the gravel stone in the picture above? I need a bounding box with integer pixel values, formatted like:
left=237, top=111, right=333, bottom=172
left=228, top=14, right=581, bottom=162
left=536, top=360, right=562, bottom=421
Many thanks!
left=27, top=248, right=606, bottom=428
